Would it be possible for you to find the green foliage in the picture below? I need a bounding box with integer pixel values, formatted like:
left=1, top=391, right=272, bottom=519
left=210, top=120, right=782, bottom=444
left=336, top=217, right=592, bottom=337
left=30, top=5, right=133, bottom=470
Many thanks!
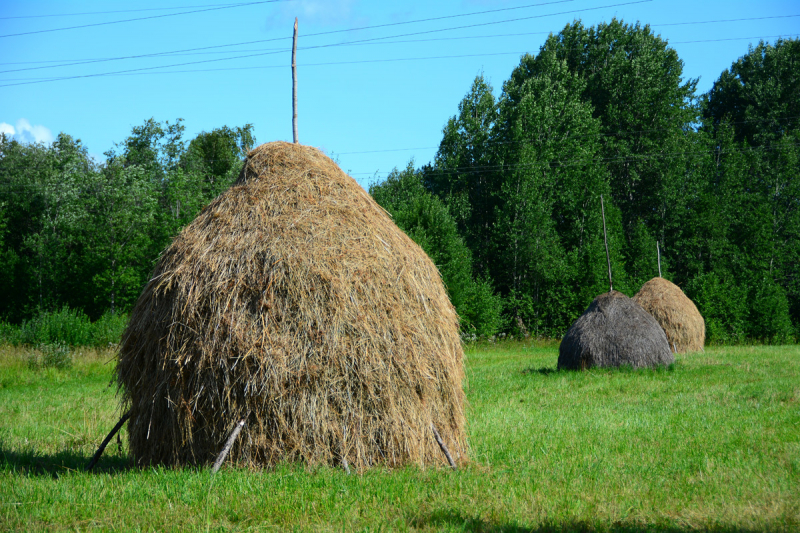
left=0, top=36, right=798, bottom=343
left=686, top=272, right=748, bottom=344
left=90, top=310, right=129, bottom=347
left=370, top=164, right=503, bottom=337
left=747, top=276, right=794, bottom=344
left=427, top=75, right=501, bottom=277
left=415, top=25, right=797, bottom=341
left=26, top=341, right=72, bottom=370
left=0, top=118, right=253, bottom=325
left=0, top=307, right=127, bottom=348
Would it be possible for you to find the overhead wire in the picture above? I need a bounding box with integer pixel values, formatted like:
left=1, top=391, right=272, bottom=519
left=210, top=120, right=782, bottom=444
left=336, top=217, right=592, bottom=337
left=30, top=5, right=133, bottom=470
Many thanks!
left=2, top=33, right=796, bottom=84
left=3, top=6, right=797, bottom=74
left=0, top=0, right=577, bottom=73
left=0, top=0, right=291, bottom=39
left=0, top=2, right=270, bottom=19
left=7, top=0, right=769, bottom=88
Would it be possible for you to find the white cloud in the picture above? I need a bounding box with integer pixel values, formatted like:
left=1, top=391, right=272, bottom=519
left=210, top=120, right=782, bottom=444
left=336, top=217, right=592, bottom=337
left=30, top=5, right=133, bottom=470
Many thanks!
left=266, top=0, right=364, bottom=30
left=2, top=118, right=54, bottom=144
left=0, top=122, right=14, bottom=138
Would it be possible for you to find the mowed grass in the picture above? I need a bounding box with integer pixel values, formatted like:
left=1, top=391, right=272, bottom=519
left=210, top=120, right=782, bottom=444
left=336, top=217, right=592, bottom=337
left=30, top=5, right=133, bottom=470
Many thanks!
left=1, top=343, right=798, bottom=532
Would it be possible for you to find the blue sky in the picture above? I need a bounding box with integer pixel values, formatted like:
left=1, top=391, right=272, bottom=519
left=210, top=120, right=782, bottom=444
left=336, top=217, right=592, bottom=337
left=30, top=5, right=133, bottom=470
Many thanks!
left=1, top=0, right=798, bottom=188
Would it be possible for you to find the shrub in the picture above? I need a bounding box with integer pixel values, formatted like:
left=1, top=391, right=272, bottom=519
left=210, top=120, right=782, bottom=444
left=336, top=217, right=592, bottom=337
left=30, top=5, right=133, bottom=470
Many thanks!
left=747, top=277, right=795, bottom=344
left=27, top=341, right=72, bottom=370
left=0, top=307, right=128, bottom=347
left=91, top=311, right=128, bottom=347
left=685, top=272, right=747, bottom=344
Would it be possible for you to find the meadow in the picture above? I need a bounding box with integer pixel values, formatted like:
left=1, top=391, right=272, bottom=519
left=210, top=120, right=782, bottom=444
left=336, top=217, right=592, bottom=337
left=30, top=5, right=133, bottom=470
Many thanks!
left=1, top=342, right=798, bottom=532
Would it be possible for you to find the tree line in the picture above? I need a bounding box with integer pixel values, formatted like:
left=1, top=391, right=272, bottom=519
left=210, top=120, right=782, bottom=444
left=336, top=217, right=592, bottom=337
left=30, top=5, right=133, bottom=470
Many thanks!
left=371, top=20, right=799, bottom=343
left=1, top=20, right=797, bottom=344
left=0, top=119, right=254, bottom=324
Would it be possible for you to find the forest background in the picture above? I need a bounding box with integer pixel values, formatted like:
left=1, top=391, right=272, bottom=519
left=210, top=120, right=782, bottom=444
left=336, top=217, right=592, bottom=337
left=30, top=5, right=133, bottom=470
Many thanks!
left=1, top=21, right=798, bottom=345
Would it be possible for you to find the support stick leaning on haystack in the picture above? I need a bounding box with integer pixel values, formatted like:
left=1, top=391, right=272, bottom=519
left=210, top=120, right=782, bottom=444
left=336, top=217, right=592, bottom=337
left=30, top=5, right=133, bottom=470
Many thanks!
left=86, top=411, right=130, bottom=471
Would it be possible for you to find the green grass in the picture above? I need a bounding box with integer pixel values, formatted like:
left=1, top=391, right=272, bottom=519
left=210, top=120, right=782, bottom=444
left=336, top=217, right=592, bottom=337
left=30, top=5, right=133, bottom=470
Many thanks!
left=1, top=342, right=798, bottom=532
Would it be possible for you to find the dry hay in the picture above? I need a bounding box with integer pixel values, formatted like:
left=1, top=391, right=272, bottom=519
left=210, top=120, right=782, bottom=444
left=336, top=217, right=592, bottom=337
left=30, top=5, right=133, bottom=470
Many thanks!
left=116, top=141, right=467, bottom=470
left=633, top=277, right=705, bottom=353
left=558, top=291, right=674, bottom=370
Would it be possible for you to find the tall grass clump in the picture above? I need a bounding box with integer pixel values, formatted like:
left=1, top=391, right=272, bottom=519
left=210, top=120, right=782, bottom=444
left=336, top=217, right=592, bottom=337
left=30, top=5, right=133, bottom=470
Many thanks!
left=26, top=341, right=72, bottom=370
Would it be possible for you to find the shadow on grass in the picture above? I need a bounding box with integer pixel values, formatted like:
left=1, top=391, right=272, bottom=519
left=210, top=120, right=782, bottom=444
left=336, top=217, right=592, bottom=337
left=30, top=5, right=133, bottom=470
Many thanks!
left=411, top=509, right=774, bottom=532
left=522, top=363, right=677, bottom=377
left=0, top=446, right=131, bottom=477
left=522, top=367, right=558, bottom=375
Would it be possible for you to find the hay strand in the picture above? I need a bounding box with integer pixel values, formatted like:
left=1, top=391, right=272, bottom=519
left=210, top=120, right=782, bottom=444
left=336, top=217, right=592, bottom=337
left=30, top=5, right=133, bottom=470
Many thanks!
left=117, top=141, right=467, bottom=470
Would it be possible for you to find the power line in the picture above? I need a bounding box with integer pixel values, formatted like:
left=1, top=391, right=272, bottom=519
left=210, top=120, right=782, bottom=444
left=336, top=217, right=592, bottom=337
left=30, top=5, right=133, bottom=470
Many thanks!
left=653, top=14, right=800, bottom=27
left=4, top=6, right=797, bottom=73
left=4, top=33, right=795, bottom=85
left=0, top=0, right=290, bottom=39
left=4, top=28, right=798, bottom=71
left=0, top=0, right=665, bottom=86
left=0, top=2, right=267, bottom=19
left=0, top=0, right=575, bottom=73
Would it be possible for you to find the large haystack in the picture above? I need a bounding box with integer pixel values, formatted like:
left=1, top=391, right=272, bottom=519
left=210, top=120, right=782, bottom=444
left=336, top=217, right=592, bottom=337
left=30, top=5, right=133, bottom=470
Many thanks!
left=558, top=291, right=674, bottom=370
left=117, top=141, right=467, bottom=470
left=633, top=277, right=705, bottom=353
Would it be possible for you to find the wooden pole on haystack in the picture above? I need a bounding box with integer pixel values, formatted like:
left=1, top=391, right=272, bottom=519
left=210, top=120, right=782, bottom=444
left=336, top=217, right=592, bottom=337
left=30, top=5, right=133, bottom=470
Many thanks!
left=600, top=194, right=613, bottom=292
left=292, top=18, right=299, bottom=144
left=657, top=240, right=662, bottom=278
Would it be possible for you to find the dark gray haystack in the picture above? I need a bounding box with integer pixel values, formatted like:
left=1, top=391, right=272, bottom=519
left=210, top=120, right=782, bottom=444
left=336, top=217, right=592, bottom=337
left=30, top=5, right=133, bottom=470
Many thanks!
left=558, top=290, right=674, bottom=370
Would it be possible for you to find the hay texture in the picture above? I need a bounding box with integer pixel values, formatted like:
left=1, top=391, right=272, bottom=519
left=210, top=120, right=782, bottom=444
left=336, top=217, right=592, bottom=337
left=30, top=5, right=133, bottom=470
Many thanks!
left=558, top=291, right=674, bottom=370
left=117, top=141, right=467, bottom=470
left=633, top=277, right=705, bottom=353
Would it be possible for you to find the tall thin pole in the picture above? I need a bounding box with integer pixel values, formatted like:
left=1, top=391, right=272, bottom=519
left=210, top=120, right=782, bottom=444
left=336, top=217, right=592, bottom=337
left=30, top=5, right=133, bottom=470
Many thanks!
left=600, top=194, right=613, bottom=292
left=291, top=17, right=298, bottom=144
left=657, top=240, right=662, bottom=278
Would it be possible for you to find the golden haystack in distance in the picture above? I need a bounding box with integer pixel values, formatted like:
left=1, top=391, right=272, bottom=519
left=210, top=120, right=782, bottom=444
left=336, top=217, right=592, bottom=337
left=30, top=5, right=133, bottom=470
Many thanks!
left=633, top=277, right=705, bottom=353
left=116, top=141, right=467, bottom=471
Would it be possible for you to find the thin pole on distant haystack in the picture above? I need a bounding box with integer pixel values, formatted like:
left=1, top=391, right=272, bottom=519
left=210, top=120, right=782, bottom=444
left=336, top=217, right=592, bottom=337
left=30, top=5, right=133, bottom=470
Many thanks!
left=601, top=194, right=613, bottom=292
left=657, top=240, right=662, bottom=278
left=292, top=17, right=299, bottom=144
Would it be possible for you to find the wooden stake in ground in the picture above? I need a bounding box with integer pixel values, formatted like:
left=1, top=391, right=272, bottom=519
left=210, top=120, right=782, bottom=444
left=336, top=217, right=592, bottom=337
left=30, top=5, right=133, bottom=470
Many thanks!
left=657, top=240, right=662, bottom=278
left=431, top=423, right=457, bottom=470
left=86, top=411, right=130, bottom=471
left=211, top=419, right=245, bottom=474
left=291, top=17, right=299, bottom=144
left=600, top=194, right=613, bottom=292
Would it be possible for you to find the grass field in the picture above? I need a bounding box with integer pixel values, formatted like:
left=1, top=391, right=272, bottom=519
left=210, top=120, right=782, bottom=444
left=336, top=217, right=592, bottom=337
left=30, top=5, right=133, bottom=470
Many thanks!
left=1, top=342, right=798, bottom=532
